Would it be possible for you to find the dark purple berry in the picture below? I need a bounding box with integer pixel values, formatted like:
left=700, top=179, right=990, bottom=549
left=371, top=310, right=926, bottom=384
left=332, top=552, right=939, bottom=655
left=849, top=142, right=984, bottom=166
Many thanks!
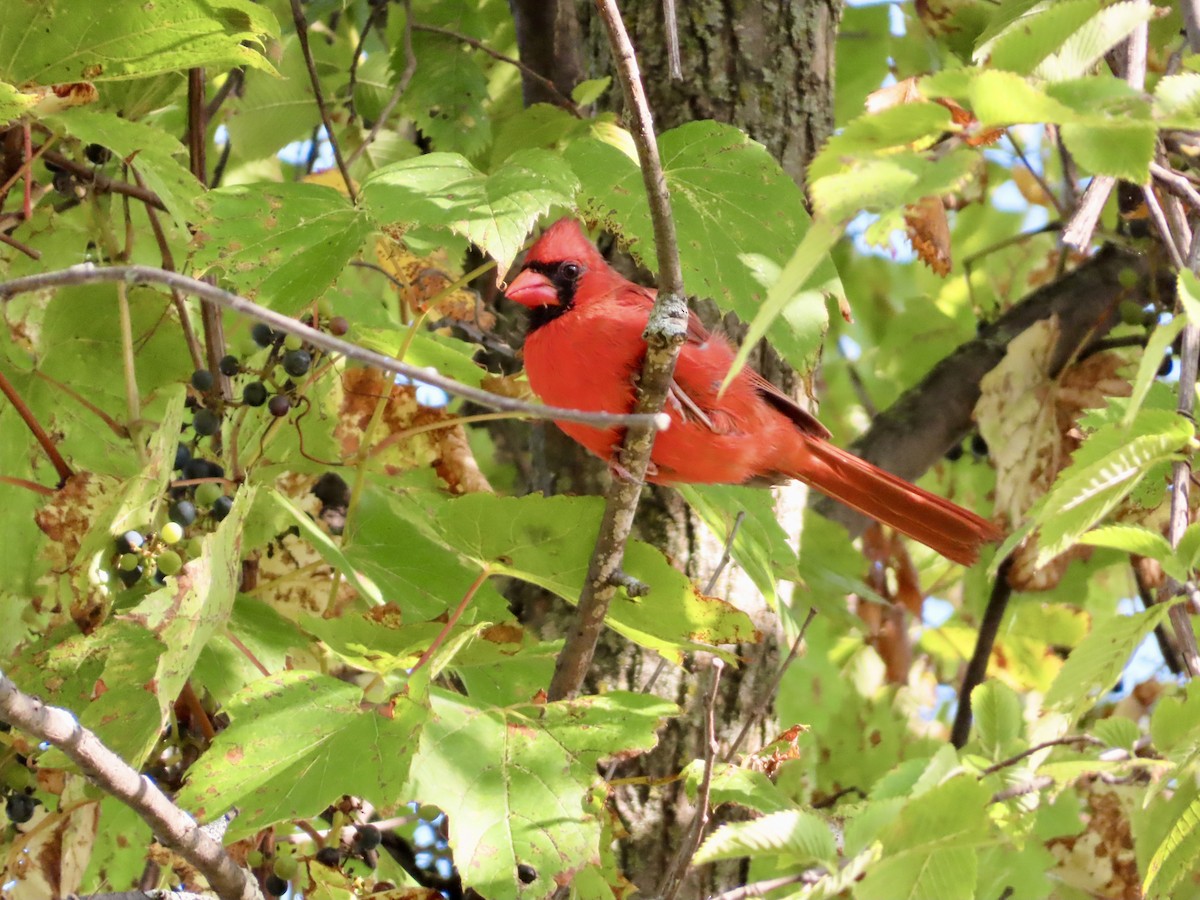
left=517, top=864, right=537, bottom=884
left=944, top=443, right=964, bottom=462
left=251, top=322, right=276, bottom=347
left=183, top=459, right=209, bottom=481
left=282, top=350, right=311, bottom=377
left=242, top=382, right=268, bottom=407
left=264, top=875, right=288, bottom=897
left=314, top=846, right=341, bottom=867
left=118, top=565, right=144, bottom=588
left=169, top=501, right=197, bottom=527
left=174, top=443, right=191, bottom=470
left=191, top=369, right=215, bottom=392
left=219, top=355, right=240, bottom=377
left=193, top=409, right=220, bottom=437
left=329, top=316, right=349, bottom=336
left=211, top=495, right=234, bottom=521
left=6, top=793, right=37, bottom=825
left=117, top=530, right=145, bottom=553
left=84, top=143, right=111, bottom=165
left=355, top=824, right=381, bottom=851
left=268, top=395, right=291, bottom=417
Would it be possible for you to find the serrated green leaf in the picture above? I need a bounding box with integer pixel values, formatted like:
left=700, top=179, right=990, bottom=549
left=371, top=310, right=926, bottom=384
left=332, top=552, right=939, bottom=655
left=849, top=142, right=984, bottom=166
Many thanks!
left=1150, top=688, right=1200, bottom=754
left=1093, top=715, right=1140, bottom=750
left=808, top=104, right=953, bottom=182
left=924, top=69, right=1080, bottom=126
left=1034, top=411, right=1194, bottom=565
left=409, top=689, right=674, bottom=897
left=1044, top=604, right=1174, bottom=720
left=682, top=762, right=797, bottom=815
left=569, top=120, right=837, bottom=373
left=46, top=109, right=201, bottom=230
left=392, top=30, right=491, bottom=157
left=694, top=809, right=837, bottom=866
left=973, top=681, right=1024, bottom=756
left=362, top=149, right=579, bottom=275
left=1154, top=73, right=1200, bottom=127
left=1034, top=0, right=1157, bottom=82
left=223, top=36, right=321, bottom=163
left=572, top=77, right=612, bottom=106
left=1060, top=120, right=1156, bottom=181
left=810, top=149, right=978, bottom=223
left=974, top=0, right=1072, bottom=60
left=1077, top=525, right=1186, bottom=581
left=987, top=0, right=1104, bottom=76
left=0, top=81, right=35, bottom=125
left=191, top=182, right=371, bottom=312
left=177, top=671, right=428, bottom=840
left=0, top=0, right=276, bottom=85
left=1145, top=791, right=1200, bottom=897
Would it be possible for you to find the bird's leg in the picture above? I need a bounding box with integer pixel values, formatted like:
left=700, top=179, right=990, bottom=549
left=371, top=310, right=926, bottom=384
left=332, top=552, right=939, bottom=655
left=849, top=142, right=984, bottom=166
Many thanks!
left=609, top=569, right=650, bottom=598
left=608, top=458, right=656, bottom=482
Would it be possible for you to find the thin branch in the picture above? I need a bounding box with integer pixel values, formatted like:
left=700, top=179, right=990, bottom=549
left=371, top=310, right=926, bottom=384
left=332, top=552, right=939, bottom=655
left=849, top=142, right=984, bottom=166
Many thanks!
left=546, top=0, right=689, bottom=702
left=409, top=567, right=490, bottom=675
left=0, top=670, right=264, bottom=900
left=707, top=873, right=819, bottom=900
left=1004, top=128, right=1065, bottom=218
left=0, top=366, right=73, bottom=485
left=346, top=0, right=417, bottom=168
left=187, top=69, right=207, bottom=183
left=130, top=168, right=206, bottom=373
left=413, top=22, right=582, bottom=116
left=0, top=230, right=40, bottom=259
left=0, top=474, right=55, bottom=495
left=978, top=735, right=1104, bottom=777
left=724, top=607, right=818, bottom=764
left=346, top=5, right=383, bottom=123
left=40, top=150, right=166, bottom=212
left=1061, top=175, right=1114, bottom=250
left=991, top=775, right=1054, bottom=804
left=1152, top=161, right=1200, bottom=213
left=289, top=0, right=358, bottom=203
left=204, top=68, right=245, bottom=123
left=1132, top=558, right=1185, bottom=675
left=0, top=265, right=666, bottom=433
left=1143, top=185, right=1188, bottom=269
left=951, top=556, right=1014, bottom=748
left=661, top=0, right=682, bottom=79
left=658, top=659, right=723, bottom=900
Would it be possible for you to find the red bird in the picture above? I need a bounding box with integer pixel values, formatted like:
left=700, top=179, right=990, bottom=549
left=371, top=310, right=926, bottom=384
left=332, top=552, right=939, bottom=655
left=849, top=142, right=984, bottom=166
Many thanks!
left=505, top=218, right=1001, bottom=566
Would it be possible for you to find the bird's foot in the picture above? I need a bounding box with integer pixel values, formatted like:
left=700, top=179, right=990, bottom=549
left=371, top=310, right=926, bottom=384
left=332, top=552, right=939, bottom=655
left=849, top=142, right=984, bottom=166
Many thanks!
left=608, top=459, right=656, bottom=483
left=609, top=569, right=650, bottom=599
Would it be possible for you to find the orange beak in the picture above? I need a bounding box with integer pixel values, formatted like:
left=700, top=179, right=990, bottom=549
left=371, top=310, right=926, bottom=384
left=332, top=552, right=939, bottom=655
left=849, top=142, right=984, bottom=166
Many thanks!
left=505, top=269, right=559, bottom=308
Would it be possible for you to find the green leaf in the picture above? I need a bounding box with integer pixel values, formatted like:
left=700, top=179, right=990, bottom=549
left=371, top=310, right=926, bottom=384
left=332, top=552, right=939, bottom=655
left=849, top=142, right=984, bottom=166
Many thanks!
left=572, top=77, right=612, bottom=106
left=1154, top=73, right=1200, bottom=127
left=1034, top=0, right=1157, bottom=82
left=0, top=81, right=35, bottom=125
left=1034, top=411, right=1194, bottom=565
left=678, top=484, right=801, bottom=607
left=191, top=182, right=371, bottom=312
left=924, top=69, right=1080, bottom=126
left=1093, top=715, right=1140, bottom=750
left=810, top=149, right=979, bottom=223
left=223, top=36, right=322, bottom=163
left=972, top=681, right=1023, bottom=756
left=392, top=30, right=491, bottom=157
left=1145, top=791, right=1200, bottom=897
left=1180, top=269, right=1200, bottom=322
left=46, top=109, right=201, bottom=230
left=1077, top=524, right=1186, bottom=582
left=986, top=0, right=1104, bottom=75
left=569, top=120, right=838, bottom=373
left=362, top=149, right=580, bottom=275
left=177, top=671, right=428, bottom=840
left=1123, top=314, right=1186, bottom=429
left=0, top=0, right=276, bottom=85
left=1044, top=604, right=1174, bottom=720
left=409, top=689, right=675, bottom=897
left=694, top=809, right=837, bottom=866
left=682, top=762, right=797, bottom=815
left=808, top=104, right=953, bottom=182
left=1060, top=120, right=1156, bottom=181
left=1150, top=688, right=1200, bottom=755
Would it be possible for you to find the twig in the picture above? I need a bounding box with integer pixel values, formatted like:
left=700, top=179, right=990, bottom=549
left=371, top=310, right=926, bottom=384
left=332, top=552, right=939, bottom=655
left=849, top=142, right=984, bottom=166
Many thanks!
left=0, top=474, right=55, bottom=495
left=187, top=69, right=207, bottom=183
left=1143, top=185, right=1188, bottom=269
left=950, top=556, right=1014, bottom=748
left=1132, top=559, right=1185, bottom=675
left=662, top=0, right=682, bottom=79
left=204, top=68, right=245, bottom=123
left=723, top=607, right=817, bottom=764
left=707, top=873, right=819, bottom=900
left=1004, top=129, right=1065, bottom=217
left=346, top=0, right=417, bottom=168
left=0, top=670, right=264, bottom=900
left=290, top=0, right=358, bottom=202
left=40, top=150, right=166, bottom=212
left=0, top=231, right=40, bottom=259
left=546, top=0, right=689, bottom=702
left=658, top=659, right=723, bottom=900
left=409, top=567, right=490, bottom=674
left=413, top=22, right=581, bottom=116
left=130, top=168, right=206, bottom=373
left=346, top=5, right=383, bottom=123
left=0, top=265, right=666, bottom=433
left=991, top=775, right=1054, bottom=804
left=978, top=735, right=1104, bottom=777
left=0, top=366, right=73, bottom=485
left=1152, top=161, right=1200, bottom=213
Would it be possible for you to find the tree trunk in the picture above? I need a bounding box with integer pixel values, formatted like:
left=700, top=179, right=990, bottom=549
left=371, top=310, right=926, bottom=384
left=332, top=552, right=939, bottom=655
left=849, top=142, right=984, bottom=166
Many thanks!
left=509, top=2, right=841, bottom=894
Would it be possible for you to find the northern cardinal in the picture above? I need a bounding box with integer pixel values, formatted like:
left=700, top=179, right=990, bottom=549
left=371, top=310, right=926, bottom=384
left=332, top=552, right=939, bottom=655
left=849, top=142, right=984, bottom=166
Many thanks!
left=505, top=218, right=1001, bottom=565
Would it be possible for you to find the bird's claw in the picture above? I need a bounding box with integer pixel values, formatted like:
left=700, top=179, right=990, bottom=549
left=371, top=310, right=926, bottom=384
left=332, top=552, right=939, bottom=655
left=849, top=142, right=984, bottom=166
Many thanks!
left=608, top=459, right=656, bottom=483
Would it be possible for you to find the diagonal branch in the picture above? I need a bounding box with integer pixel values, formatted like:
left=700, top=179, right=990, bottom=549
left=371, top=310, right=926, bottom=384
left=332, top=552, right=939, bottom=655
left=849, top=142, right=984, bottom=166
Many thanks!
left=546, top=0, right=689, bottom=702
left=0, top=670, right=263, bottom=900
left=0, top=265, right=665, bottom=434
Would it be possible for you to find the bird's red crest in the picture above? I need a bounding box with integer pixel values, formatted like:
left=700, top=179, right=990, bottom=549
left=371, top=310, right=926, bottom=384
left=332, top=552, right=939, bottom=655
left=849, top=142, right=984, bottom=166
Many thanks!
left=524, top=218, right=606, bottom=268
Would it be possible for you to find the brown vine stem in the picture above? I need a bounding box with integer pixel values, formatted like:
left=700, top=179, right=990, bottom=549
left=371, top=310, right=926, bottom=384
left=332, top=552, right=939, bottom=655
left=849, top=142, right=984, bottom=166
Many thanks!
left=409, top=567, right=491, bottom=675
left=0, top=366, right=72, bottom=485
left=951, top=555, right=1014, bottom=748
left=546, top=0, right=690, bottom=703
left=40, top=150, right=166, bottom=212
left=977, top=735, right=1104, bottom=777
left=0, top=670, right=264, bottom=900
left=0, top=475, right=55, bottom=496
left=0, top=265, right=665, bottom=433
left=658, top=659, right=723, bottom=900
left=290, top=0, right=358, bottom=202
left=346, top=0, right=417, bottom=169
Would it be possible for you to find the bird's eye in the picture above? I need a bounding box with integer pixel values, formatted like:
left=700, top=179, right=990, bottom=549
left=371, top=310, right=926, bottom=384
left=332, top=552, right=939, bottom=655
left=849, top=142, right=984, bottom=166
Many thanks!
left=560, top=262, right=582, bottom=280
